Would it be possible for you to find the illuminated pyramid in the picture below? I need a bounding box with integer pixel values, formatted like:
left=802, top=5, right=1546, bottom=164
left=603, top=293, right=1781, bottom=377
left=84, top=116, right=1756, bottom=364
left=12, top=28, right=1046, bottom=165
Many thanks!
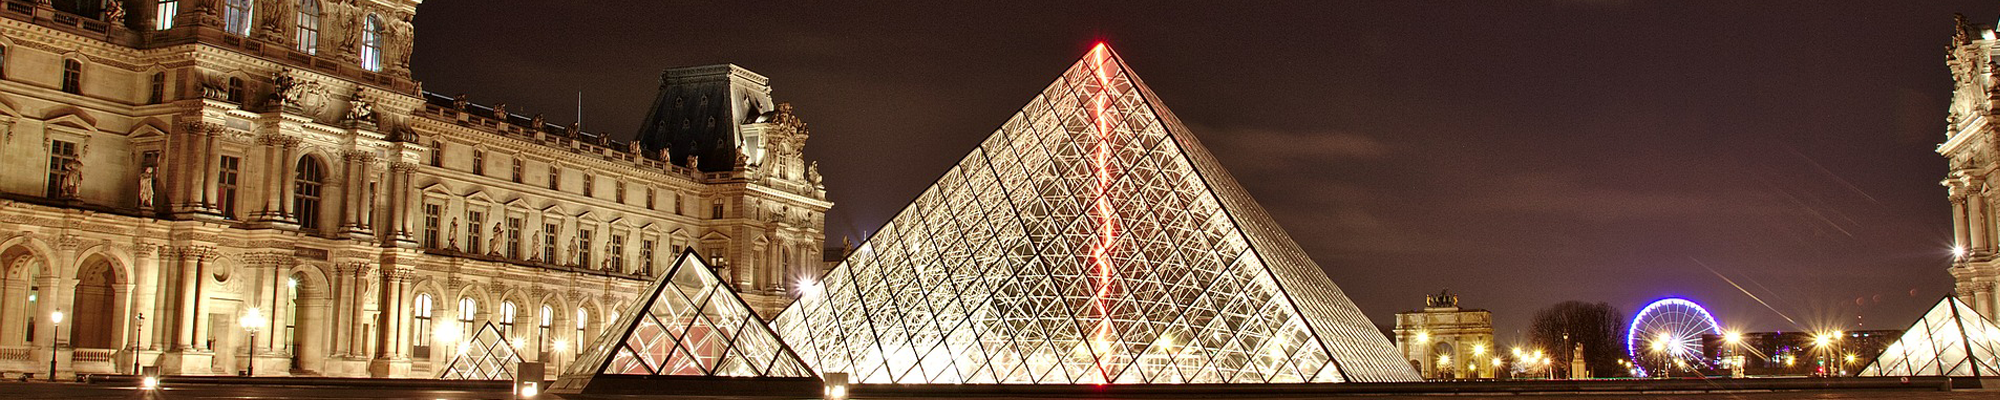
left=770, top=44, right=1419, bottom=384
left=438, top=322, right=524, bottom=380
left=1860, top=297, right=2000, bottom=377
left=551, top=250, right=815, bottom=393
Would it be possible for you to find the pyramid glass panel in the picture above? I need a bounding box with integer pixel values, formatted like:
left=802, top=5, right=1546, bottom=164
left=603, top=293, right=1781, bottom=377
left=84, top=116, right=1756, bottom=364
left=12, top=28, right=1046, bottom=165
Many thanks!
left=771, top=44, right=1418, bottom=384
left=438, top=322, right=524, bottom=380
left=1861, top=297, right=2000, bottom=377
left=552, top=250, right=814, bottom=392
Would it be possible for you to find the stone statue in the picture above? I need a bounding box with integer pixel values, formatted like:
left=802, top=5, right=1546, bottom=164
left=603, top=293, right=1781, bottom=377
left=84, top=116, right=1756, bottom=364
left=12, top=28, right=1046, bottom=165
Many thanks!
left=446, top=217, right=459, bottom=250
left=493, top=103, right=508, bottom=120
left=57, top=159, right=81, bottom=198
left=488, top=223, right=503, bottom=255
left=626, top=141, right=641, bottom=154
left=734, top=150, right=748, bottom=166
left=452, top=94, right=468, bottom=110
left=807, top=161, right=822, bottom=186
left=685, top=155, right=699, bottom=170
left=346, top=96, right=375, bottom=123
left=530, top=114, right=545, bottom=129
left=103, top=1, right=126, bottom=26
left=565, top=238, right=579, bottom=266
left=138, top=166, right=156, bottom=208
left=656, top=148, right=670, bottom=162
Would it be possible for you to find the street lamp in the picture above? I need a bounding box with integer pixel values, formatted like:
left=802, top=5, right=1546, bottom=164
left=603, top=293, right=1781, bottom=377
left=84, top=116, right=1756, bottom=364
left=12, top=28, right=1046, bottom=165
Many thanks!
left=239, top=308, right=265, bottom=377
left=132, top=313, right=145, bottom=375
left=49, top=309, right=63, bottom=382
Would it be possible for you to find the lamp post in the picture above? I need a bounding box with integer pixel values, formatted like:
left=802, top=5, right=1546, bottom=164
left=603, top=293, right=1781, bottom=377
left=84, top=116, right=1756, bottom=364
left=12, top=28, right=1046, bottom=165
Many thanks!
left=49, top=309, right=63, bottom=382
left=240, top=308, right=264, bottom=377
left=132, top=313, right=144, bottom=375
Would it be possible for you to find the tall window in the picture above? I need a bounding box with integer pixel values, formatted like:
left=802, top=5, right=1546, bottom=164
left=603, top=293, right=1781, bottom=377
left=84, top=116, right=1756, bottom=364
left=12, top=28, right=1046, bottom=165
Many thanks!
left=218, top=156, right=241, bottom=218
left=711, top=200, right=724, bottom=219
left=223, top=0, right=252, bottom=36
left=155, top=0, right=178, bottom=30
left=645, top=188, right=656, bottom=210
left=541, top=223, right=559, bottom=263
left=471, top=149, right=485, bottom=175
left=578, top=228, right=593, bottom=268
left=614, top=180, right=626, bottom=203
left=574, top=308, right=588, bottom=354
left=45, top=140, right=78, bottom=198
left=639, top=239, right=655, bottom=276
left=499, top=301, right=517, bottom=338
left=547, top=166, right=560, bottom=190
left=360, top=14, right=383, bottom=72
left=148, top=72, right=165, bottom=104
left=608, top=234, right=625, bottom=272
left=537, top=306, right=553, bottom=361
left=226, top=77, right=244, bottom=102
left=675, top=194, right=684, bottom=215
left=294, top=0, right=319, bottom=54
left=294, top=157, right=325, bottom=229
left=429, top=140, right=443, bottom=166
left=465, top=210, right=485, bottom=254
left=456, top=297, right=476, bottom=341
left=60, top=59, right=81, bottom=94
left=422, top=204, right=442, bottom=248
left=412, top=293, right=433, bottom=357
left=0, top=46, right=9, bottom=79
left=505, top=217, right=523, bottom=259
left=510, top=159, right=523, bottom=183
left=582, top=174, right=594, bottom=197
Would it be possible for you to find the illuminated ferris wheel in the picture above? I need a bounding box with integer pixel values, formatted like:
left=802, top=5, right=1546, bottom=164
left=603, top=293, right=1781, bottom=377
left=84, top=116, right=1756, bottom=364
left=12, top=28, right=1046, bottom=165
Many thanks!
left=1627, top=298, right=1722, bottom=377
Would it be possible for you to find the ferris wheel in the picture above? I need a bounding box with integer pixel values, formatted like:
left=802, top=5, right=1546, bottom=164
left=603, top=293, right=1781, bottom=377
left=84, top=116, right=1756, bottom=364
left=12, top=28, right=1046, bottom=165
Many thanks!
left=1627, top=298, right=1722, bottom=377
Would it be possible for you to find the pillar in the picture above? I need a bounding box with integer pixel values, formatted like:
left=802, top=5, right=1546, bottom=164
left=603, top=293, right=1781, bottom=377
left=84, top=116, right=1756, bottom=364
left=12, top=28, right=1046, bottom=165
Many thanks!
left=1955, top=196, right=1972, bottom=255
left=1972, top=190, right=1988, bottom=254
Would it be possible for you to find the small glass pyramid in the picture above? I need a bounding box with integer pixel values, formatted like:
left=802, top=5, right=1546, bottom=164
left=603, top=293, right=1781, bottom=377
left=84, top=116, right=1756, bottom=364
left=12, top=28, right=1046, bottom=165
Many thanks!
left=768, top=44, right=1419, bottom=385
left=438, top=321, right=524, bottom=380
left=554, top=249, right=814, bottom=391
left=1860, top=296, right=2000, bottom=377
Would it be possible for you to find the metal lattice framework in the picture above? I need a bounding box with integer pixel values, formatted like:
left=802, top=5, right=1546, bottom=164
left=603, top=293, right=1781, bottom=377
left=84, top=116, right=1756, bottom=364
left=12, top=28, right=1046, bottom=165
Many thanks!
left=1626, top=298, right=1720, bottom=377
left=1861, top=296, right=2000, bottom=377
left=769, top=44, right=1418, bottom=384
left=438, top=321, right=523, bottom=380
left=554, top=250, right=814, bottom=391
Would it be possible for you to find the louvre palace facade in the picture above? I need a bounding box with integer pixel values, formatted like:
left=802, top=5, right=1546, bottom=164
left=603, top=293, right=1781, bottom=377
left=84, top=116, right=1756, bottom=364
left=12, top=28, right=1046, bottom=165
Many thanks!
left=0, top=0, right=830, bottom=379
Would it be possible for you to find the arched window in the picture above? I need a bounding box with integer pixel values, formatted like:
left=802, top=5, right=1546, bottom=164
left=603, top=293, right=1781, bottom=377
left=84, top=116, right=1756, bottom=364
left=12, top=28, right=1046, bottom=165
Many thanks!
left=412, top=293, right=433, bottom=357
left=457, top=297, right=476, bottom=340
left=360, top=14, right=383, bottom=72
left=60, top=59, right=80, bottom=94
left=294, top=0, right=320, bottom=54
left=223, top=0, right=251, bottom=36
left=293, top=156, right=325, bottom=229
left=155, top=0, right=179, bottom=30
left=499, top=301, right=517, bottom=338
left=574, top=307, right=588, bottom=354
left=538, top=305, right=553, bottom=360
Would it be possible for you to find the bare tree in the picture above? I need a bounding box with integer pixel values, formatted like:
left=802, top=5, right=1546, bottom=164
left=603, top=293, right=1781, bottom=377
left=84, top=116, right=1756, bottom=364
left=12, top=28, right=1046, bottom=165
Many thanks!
left=1529, top=301, right=1630, bottom=378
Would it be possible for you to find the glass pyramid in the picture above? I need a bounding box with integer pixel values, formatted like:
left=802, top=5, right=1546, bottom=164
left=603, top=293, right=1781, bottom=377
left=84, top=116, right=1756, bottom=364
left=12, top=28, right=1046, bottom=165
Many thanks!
left=552, top=250, right=814, bottom=391
left=769, top=44, right=1419, bottom=385
left=438, top=321, right=524, bottom=380
left=1860, top=296, right=2000, bottom=377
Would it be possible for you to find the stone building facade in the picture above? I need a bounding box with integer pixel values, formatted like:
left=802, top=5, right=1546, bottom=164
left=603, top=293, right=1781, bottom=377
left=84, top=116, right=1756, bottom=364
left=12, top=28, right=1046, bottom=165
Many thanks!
left=1391, top=290, right=1494, bottom=380
left=1944, top=14, right=2000, bottom=320
left=0, top=0, right=830, bottom=379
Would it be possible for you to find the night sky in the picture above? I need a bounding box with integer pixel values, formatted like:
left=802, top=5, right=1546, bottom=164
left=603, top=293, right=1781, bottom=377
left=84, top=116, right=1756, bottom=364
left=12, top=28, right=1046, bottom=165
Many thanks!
left=411, top=1, right=1993, bottom=339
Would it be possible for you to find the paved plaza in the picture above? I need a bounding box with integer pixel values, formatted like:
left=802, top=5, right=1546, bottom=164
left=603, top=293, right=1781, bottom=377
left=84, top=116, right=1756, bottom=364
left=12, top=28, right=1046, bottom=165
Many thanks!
left=5, top=381, right=2000, bottom=400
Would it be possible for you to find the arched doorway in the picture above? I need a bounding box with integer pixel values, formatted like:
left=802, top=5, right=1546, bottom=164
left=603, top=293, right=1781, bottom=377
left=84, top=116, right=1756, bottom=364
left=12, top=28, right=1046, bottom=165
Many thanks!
left=68, top=255, right=121, bottom=350
left=0, top=244, right=45, bottom=347
left=285, top=269, right=331, bottom=374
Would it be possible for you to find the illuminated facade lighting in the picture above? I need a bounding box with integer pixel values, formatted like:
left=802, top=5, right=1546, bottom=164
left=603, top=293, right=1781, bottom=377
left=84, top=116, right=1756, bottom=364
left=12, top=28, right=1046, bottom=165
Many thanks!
left=767, top=44, right=1417, bottom=384
left=437, top=321, right=525, bottom=380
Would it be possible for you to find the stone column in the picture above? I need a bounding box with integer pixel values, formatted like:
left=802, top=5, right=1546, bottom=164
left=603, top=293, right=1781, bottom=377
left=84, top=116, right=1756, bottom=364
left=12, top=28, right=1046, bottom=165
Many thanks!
left=199, top=129, right=219, bottom=210
left=390, top=162, right=417, bottom=243
left=347, top=263, right=372, bottom=359
left=278, top=139, right=301, bottom=219
left=1954, top=194, right=1972, bottom=255
left=1972, top=188, right=1988, bottom=254
left=173, top=247, right=206, bottom=351
left=131, top=245, right=159, bottom=351
left=259, top=137, right=282, bottom=219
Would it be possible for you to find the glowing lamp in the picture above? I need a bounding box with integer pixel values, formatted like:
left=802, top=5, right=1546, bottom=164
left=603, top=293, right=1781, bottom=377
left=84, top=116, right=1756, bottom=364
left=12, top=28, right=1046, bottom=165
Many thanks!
left=1956, top=246, right=1969, bottom=257
left=553, top=340, right=568, bottom=352
left=823, top=372, right=850, bottom=400
left=1415, top=331, right=1430, bottom=343
left=517, top=381, right=538, bottom=398
left=1472, top=343, right=1485, bottom=356
left=50, top=310, right=63, bottom=325
left=1723, top=330, right=1743, bottom=345
left=140, top=376, right=159, bottom=390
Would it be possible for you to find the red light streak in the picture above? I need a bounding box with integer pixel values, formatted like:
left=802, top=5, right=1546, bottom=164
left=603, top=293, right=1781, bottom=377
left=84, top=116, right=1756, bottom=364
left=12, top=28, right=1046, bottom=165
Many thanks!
left=1088, top=42, right=1117, bottom=381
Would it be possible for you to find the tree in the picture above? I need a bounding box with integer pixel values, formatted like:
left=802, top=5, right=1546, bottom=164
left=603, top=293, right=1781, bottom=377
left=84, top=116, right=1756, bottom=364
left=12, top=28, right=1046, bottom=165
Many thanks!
left=1529, top=301, right=1630, bottom=378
